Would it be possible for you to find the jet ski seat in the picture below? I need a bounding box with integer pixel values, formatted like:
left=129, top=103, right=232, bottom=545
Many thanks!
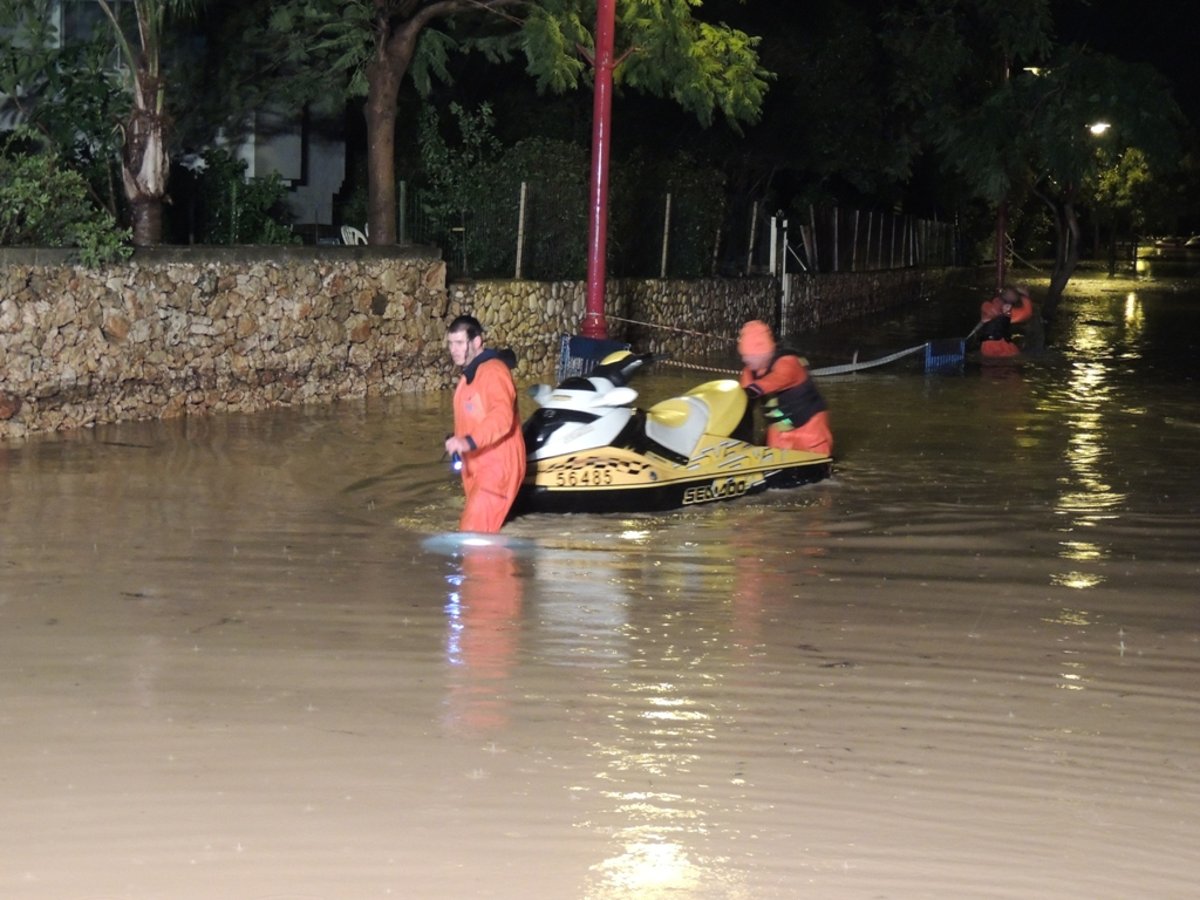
left=645, top=396, right=709, bottom=459
left=645, top=379, right=748, bottom=459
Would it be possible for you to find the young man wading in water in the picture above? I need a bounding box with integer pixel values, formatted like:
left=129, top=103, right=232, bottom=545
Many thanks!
left=443, top=315, right=526, bottom=533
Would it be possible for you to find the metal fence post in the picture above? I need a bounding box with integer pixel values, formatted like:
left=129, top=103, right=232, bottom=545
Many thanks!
left=659, top=192, right=672, bottom=278
left=746, top=200, right=759, bottom=274
left=398, top=180, right=407, bottom=244
left=515, top=181, right=528, bottom=279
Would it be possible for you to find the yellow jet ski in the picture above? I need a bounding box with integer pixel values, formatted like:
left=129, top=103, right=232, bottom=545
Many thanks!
left=512, top=352, right=832, bottom=516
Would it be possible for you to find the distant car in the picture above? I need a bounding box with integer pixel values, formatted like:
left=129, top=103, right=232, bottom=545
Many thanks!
left=1184, top=235, right=1200, bottom=248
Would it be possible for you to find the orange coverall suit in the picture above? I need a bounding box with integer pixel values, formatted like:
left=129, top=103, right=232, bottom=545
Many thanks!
left=979, top=293, right=1033, bottom=358
left=739, top=353, right=834, bottom=457
left=452, top=350, right=526, bottom=533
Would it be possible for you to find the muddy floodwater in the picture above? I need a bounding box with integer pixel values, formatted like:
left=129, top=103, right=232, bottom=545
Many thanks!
left=2, top=266, right=1199, bottom=899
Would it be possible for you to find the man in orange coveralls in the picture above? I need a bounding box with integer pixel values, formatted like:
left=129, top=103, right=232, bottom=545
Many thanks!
left=978, top=285, right=1034, bottom=359
left=443, top=315, right=526, bottom=533
left=737, top=319, right=833, bottom=457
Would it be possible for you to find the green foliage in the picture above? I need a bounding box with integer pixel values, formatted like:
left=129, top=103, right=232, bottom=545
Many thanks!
left=1092, top=147, right=1151, bottom=219
left=885, top=3, right=1183, bottom=215
left=0, top=0, right=59, bottom=99
left=521, top=7, right=591, bottom=95
left=416, top=103, right=579, bottom=277
left=0, top=2, right=128, bottom=217
left=189, top=149, right=299, bottom=245
left=599, top=1, right=772, bottom=131
left=257, top=0, right=770, bottom=244
left=413, top=100, right=727, bottom=279
left=609, top=149, right=728, bottom=277
left=418, top=102, right=502, bottom=208
left=416, top=103, right=499, bottom=274
left=503, top=138, right=590, bottom=278
left=1027, top=48, right=1182, bottom=186
left=254, top=0, right=374, bottom=102
left=260, top=0, right=770, bottom=126
left=885, top=0, right=1055, bottom=202
left=776, top=2, right=910, bottom=195
left=338, top=156, right=370, bottom=233
left=0, top=129, right=132, bottom=265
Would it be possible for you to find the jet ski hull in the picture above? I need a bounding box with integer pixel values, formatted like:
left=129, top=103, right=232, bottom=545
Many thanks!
left=512, top=435, right=832, bottom=517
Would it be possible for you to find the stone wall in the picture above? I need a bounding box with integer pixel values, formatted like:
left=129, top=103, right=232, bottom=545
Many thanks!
left=1, top=245, right=965, bottom=440
left=452, top=266, right=969, bottom=370
left=450, top=276, right=778, bottom=375
left=0, top=246, right=452, bottom=440
left=789, top=268, right=963, bottom=333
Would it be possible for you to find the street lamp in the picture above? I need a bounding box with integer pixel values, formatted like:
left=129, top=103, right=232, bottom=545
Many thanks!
left=1088, top=121, right=1112, bottom=136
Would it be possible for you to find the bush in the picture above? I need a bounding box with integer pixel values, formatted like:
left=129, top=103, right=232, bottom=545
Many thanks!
left=0, top=128, right=131, bottom=266
left=609, top=150, right=727, bottom=278
left=416, top=103, right=727, bottom=279
left=185, top=148, right=299, bottom=245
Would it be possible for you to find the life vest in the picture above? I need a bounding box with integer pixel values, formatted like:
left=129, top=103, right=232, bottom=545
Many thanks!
left=1008, top=293, right=1034, bottom=325
left=760, top=352, right=828, bottom=430
left=979, top=295, right=1016, bottom=343
left=979, top=315, right=1013, bottom=342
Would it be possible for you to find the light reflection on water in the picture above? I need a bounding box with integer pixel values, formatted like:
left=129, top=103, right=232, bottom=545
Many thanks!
left=1, top=271, right=1199, bottom=897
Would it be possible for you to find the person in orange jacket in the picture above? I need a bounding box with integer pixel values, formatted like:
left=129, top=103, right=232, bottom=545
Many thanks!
left=443, top=315, right=526, bottom=533
left=978, top=285, right=1034, bottom=358
left=737, top=319, right=833, bottom=457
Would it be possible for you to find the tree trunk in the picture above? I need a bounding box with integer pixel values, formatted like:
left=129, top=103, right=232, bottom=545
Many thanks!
left=121, top=79, right=168, bottom=246
left=364, top=70, right=401, bottom=245
left=130, top=198, right=163, bottom=247
left=361, top=2, right=519, bottom=246
left=363, top=20, right=421, bottom=246
left=1043, top=197, right=1080, bottom=321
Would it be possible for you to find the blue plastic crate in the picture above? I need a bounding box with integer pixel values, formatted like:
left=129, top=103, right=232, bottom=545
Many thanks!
left=557, top=333, right=631, bottom=381
left=925, top=339, right=965, bottom=374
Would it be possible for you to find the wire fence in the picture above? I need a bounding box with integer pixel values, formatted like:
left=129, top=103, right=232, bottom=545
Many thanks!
left=764, top=204, right=961, bottom=275
left=390, top=180, right=961, bottom=280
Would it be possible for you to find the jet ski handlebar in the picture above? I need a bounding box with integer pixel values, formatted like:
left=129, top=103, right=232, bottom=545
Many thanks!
left=552, top=351, right=661, bottom=392
left=586, top=351, right=661, bottom=388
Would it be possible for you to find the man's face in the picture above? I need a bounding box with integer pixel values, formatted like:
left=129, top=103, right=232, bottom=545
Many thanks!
left=447, top=329, right=481, bottom=368
left=742, top=350, right=772, bottom=372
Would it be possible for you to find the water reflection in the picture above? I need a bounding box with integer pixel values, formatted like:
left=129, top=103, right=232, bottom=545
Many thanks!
left=1123, top=291, right=1145, bottom=350
left=1050, top=570, right=1105, bottom=589
left=1046, top=305, right=1134, bottom=589
left=1038, top=609, right=1098, bottom=693
left=437, top=529, right=744, bottom=896
left=584, top=672, right=717, bottom=899
left=505, top=522, right=752, bottom=899
left=442, top=544, right=525, bottom=734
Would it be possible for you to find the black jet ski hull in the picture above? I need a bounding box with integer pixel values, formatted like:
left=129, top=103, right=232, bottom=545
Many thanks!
left=511, top=437, right=832, bottom=517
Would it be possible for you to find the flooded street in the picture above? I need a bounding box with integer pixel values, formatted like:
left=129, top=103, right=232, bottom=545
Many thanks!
left=2, top=267, right=1199, bottom=899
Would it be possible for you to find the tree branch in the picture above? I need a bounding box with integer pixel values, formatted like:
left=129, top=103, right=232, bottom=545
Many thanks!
left=385, top=0, right=524, bottom=64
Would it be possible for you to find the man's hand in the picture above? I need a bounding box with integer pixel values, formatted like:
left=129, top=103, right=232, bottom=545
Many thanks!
left=445, top=435, right=471, bottom=456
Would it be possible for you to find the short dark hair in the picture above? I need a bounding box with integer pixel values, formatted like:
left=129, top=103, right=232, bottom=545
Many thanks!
left=448, top=315, right=484, bottom=340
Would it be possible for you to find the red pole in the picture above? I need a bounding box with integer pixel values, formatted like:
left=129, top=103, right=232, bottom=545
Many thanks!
left=581, top=0, right=615, bottom=339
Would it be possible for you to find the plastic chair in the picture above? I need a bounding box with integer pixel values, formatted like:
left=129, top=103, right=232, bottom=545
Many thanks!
left=340, top=225, right=367, bottom=245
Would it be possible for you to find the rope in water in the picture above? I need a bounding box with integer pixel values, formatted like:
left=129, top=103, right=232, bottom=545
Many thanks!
left=605, top=314, right=738, bottom=345
left=808, top=342, right=928, bottom=376
left=658, top=357, right=739, bottom=376
left=604, top=313, right=931, bottom=378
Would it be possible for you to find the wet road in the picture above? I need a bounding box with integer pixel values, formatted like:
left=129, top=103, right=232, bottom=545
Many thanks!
left=2, top=265, right=1198, bottom=898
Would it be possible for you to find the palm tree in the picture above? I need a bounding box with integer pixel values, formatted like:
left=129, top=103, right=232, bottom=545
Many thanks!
left=98, top=0, right=199, bottom=245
